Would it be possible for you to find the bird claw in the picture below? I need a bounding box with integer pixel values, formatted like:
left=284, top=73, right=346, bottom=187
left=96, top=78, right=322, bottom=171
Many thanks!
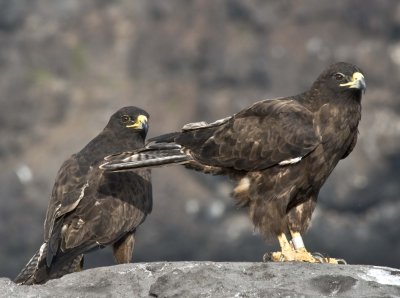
left=312, top=252, right=347, bottom=265
left=263, top=249, right=347, bottom=264
left=263, top=252, right=273, bottom=262
left=263, top=251, right=296, bottom=262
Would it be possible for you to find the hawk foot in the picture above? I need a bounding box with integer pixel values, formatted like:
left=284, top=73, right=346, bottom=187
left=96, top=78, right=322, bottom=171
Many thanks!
left=263, top=248, right=346, bottom=264
left=312, top=252, right=347, bottom=264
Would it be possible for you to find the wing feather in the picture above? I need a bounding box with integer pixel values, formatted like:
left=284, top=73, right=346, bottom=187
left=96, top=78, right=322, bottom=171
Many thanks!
left=44, top=156, right=88, bottom=242
left=177, top=98, right=321, bottom=171
left=61, top=167, right=151, bottom=251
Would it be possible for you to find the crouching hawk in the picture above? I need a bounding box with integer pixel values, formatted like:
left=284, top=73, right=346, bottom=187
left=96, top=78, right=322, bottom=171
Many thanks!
left=15, top=106, right=152, bottom=284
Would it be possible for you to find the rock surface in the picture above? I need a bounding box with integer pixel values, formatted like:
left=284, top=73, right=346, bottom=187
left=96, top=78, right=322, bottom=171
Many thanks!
left=1, top=262, right=400, bottom=298
left=1, top=0, right=400, bottom=279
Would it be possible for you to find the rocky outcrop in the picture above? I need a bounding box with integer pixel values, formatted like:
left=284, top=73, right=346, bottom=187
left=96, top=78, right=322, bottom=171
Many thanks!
left=1, top=262, right=399, bottom=298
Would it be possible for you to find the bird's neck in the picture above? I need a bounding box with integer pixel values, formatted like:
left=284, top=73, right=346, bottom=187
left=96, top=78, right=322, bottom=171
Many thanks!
left=79, top=128, right=144, bottom=163
left=293, top=91, right=320, bottom=111
left=296, top=88, right=362, bottom=112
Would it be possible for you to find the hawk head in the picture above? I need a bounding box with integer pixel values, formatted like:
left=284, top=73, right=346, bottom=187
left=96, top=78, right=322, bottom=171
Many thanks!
left=314, top=62, right=366, bottom=100
left=108, top=106, right=149, bottom=138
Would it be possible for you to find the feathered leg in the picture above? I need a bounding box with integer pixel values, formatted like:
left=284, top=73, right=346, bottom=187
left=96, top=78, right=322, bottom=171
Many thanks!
left=112, top=232, right=135, bottom=264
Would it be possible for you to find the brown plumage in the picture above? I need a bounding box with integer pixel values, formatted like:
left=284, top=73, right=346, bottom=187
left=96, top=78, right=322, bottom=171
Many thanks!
left=101, top=62, right=366, bottom=263
left=14, top=106, right=152, bottom=284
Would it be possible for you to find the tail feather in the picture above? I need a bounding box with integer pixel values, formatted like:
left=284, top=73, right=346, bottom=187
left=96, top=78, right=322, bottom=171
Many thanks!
left=14, top=244, right=45, bottom=285
left=14, top=242, right=84, bottom=285
left=47, top=254, right=84, bottom=280
left=100, top=143, right=192, bottom=172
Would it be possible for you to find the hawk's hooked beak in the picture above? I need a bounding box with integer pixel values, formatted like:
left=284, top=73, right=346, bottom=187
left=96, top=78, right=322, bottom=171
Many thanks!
left=340, top=72, right=366, bottom=93
left=126, top=115, right=149, bottom=134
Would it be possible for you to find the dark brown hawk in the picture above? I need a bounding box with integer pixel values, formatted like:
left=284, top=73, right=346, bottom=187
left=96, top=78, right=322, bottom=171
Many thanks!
left=101, top=62, right=366, bottom=264
left=14, top=106, right=152, bottom=285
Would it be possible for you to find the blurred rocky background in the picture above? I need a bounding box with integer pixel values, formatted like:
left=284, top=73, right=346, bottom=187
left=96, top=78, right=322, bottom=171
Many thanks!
left=1, top=0, right=400, bottom=279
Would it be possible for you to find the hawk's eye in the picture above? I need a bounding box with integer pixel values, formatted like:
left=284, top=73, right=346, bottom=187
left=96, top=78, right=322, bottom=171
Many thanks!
left=334, top=73, right=345, bottom=81
left=121, top=115, right=130, bottom=123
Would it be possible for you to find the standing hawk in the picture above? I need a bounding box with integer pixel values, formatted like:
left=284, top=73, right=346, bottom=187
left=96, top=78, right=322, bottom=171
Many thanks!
left=14, top=106, right=152, bottom=284
left=101, top=62, right=366, bottom=264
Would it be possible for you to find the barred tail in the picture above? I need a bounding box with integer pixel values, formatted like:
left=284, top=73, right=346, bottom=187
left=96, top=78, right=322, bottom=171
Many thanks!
left=14, top=242, right=84, bottom=285
left=47, top=254, right=84, bottom=280
left=14, top=245, right=44, bottom=285
left=100, top=143, right=191, bottom=172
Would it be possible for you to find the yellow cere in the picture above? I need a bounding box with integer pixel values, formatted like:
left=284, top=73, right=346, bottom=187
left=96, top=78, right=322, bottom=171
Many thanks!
left=126, top=114, right=148, bottom=128
left=339, top=72, right=365, bottom=88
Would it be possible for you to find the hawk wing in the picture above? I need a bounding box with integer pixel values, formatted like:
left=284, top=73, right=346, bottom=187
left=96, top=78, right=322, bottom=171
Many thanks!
left=178, top=98, right=321, bottom=171
left=43, top=155, right=89, bottom=240
left=61, top=167, right=152, bottom=251
left=44, top=158, right=152, bottom=265
left=43, top=155, right=90, bottom=265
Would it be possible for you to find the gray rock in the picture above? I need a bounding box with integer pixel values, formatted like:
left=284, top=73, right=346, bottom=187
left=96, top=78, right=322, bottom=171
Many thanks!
left=1, top=262, right=399, bottom=298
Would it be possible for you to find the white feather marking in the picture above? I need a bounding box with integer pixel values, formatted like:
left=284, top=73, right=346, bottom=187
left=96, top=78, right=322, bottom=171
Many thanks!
left=182, top=116, right=231, bottom=131
left=38, top=242, right=47, bottom=263
left=79, top=182, right=89, bottom=200
left=208, top=116, right=231, bottom=126
left=54, top=204, right=62, bottom=217
left=182, top=121, right=208, bottom=130
left=61, top=224, right=68, bottom=238
left=234, top=177, right=250, bottom=194
left=279, top=157, right=302, bottom=166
